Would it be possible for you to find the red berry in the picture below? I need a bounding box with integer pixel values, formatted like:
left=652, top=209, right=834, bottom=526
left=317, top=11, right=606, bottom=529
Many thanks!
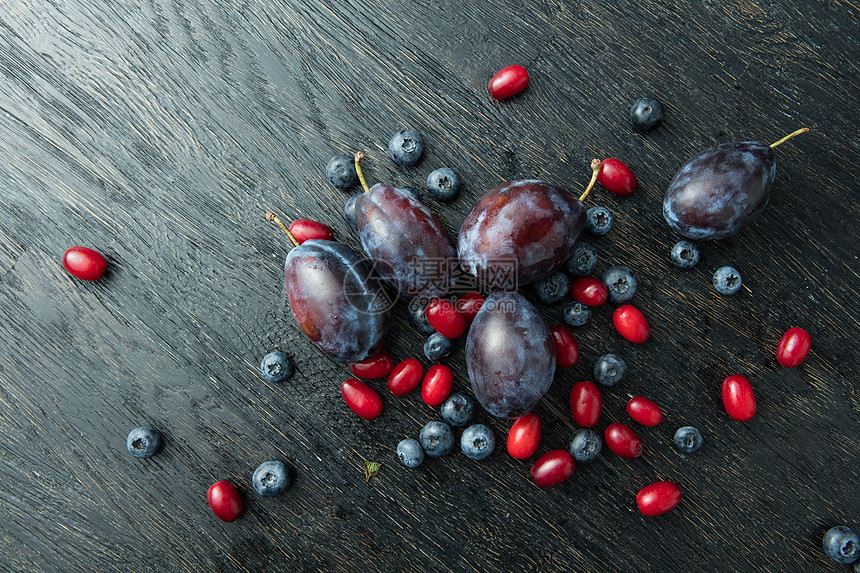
left=456, top=291, right=485, bottom=324
left=570, top=276, right=608, bottom=306
left=426, top=298, right=467, bottom=339
left=350, top=349, right=394, bottom=379
left=507, top=413, right=541, bottom=460
left=613, top=304, right=650, bottom=343
left=387, top=358, right=424, bottom=396
left=529, top=450, right=575, bottom=487
left=604, top=422, right=643, bottom=459
left=421, top=364, right=453, bottom=406
left=776, top=327, right=811, bottom=367
left=488, top=65, right=529, bottom=100
left=62, top=246, right=107, bottom=281
left=288, top=219, right=333, bottom=244
left=636, top=481, right=682, bottom=516
left=626, top=396, right=663, bottom=426
left=207, top=480, right=244, bottom=522
left=550, top=325, right=580, bottom=368
left=341, top=378, right=383, bottom=419
left=569, top=381, right=602, bottom=427
left=597, top=158, right=638, bottom=197
left=721, top=374, right=756, bottom=421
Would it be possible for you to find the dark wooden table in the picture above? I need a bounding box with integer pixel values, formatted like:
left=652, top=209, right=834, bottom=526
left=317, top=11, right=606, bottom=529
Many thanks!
left=1, top=0, right=858, bottom=571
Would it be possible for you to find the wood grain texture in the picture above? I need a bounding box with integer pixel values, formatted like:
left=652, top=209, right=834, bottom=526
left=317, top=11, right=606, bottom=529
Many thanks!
left=0, top=0, right=858, bottom=571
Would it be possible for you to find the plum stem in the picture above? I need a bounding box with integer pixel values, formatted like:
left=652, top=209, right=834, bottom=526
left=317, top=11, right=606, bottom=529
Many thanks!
left=579, top=159, right=601, bottom=202
left=355, top=151, right=371, bottom=193
left=266, top=211, right=299, bottom=247
left=770, top=127, right=809, bottom=148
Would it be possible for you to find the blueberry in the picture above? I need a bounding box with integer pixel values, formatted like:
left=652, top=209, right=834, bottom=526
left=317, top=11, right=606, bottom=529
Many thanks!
left=568, top=428, right=602, bottom=463
left=419, top=421, right=455, bottom=457
left=586, top=206, right=613, bottom=236
left=601, top=265, right=637, bottom=303
left=325, top=154, right=358, bottom=190
left=593, top=354, right=627, bottom=387
left=713, top=265, right=742, bottom=295
left=460, top=424, right=495, bottom=461
left=629, top=97, right=665, bottom=132
left=563, top=302, right=591, bottom=327
left=823, top=526, right=860, bottom=564
left=673, top=426, right=704, bottom=454
left=565, top=241, right=597, bottom=276
left=671, top=240, right=700, bottom=269
left=424, top=332, right=454, bottom=362
left=408, top=298, right=437, bottom=335
left=396, top=438, right=425, bottom=468
left=344, top=193, right=361, bottom=228
left=533, top=271, right=569, bottom=304
left=426, top=168, right=460, bottom=202
left=252, top=461, right=290, bottom=497
left=388, top=129, right=425, bottom=166
left=440, top=393, right=475, bottom=427
left=260, top=351, right=293, bottom=383
left=126, top=426, right=161, bottom=459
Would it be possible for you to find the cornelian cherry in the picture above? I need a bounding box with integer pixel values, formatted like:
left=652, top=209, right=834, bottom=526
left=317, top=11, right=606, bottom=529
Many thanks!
left=507, top=413, right=541, bottom=459
left=63, top=246, right=107, bottom=281
left=530, top=450, right=575, bottom=487
left=426, top=299, right=467, bottom=339
left=387, top=358, right=424, bottom=396
left=776, top=327, right=811, bottom=367
left=721, top=374, right=756, bottom=421
left=288, top=219, right=333, bottom=244
left=456, top=291, right=485, bottom=324
left=636, top=481, right=682, bottom=516
left=341, top=378, right=383, bottom=419
left=207, top=480, right=244, bottom=522
left=489, top=65, right=529, bottom=100
left=626, top=396, right=663, bottom=426
left=570, top=277, right=608, bottom=306
left=613, top=305, right=650, bottom=343
left=570, top=381, right=602, bottom=427
left=350, top=349, right=394, bottom=379
left=597, top=158, right=638, bottom=197
left=421, top=364, right=453, bottom=406
left=550, top=325, right=580, bottom=368
left=605, top=422, right=643, bottom=458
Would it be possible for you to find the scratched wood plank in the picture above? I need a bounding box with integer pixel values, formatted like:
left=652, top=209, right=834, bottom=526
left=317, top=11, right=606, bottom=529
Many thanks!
left=0, top=0, right=857, bottom=571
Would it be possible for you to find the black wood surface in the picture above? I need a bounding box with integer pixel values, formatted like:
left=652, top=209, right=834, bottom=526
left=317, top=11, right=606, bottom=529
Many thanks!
left=0, top=0, right=858, bottom=571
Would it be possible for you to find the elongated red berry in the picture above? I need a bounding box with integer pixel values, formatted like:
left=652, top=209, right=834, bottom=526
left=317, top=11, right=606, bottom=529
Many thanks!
left=207, top=480, right=244, bottom=522
left=613, top=305, right=650, bottom=343
left=387, top=358, right=424, bottom=396
left=721, top=374, right=756, bottom=421
left=570, top=276, right=608, bottom=306
left=421, top=364, right=453, bottom=406
left=530, top=450, right=575, bottom=487
left=636, top=481, right=682, bottom=516
left=341, top=378, right=383, bottom=419
left=776, top=327, right=811, bottom=367
left=489, top=65, right=529, bottom=100
left=597, top=158, right=638, bottom=197
left=288, top=219, right=333, bottom=244
left=507, top=413, right=541, bottom=460
left=550, top=325, right=580, bottom=368
left=63, top=246, right=107, bottom=280
left=350, top=349, right=394, bottom=380
left=570, top=381, right=602, bottom=427
left=426, top=299, right=467, bottom=339
left=456, top=291, right=485, bottom=324
left=626, top=396, right=663, bottom=426
left=605, top=422, right=643, bottom=459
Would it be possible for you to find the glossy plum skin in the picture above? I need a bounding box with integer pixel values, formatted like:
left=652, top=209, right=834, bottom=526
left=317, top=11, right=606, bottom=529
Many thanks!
left=458, top=180, right=587, bottom=288
left=663, top=141, right=776, bottom=240
left=466, top=291, right=556, bottom=419
left=285, top=240, right=390, bottom=364
left=355, top=184, right=456, bottom=299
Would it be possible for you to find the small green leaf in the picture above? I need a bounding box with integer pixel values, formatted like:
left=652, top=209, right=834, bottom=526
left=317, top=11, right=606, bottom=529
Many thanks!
left=364, top=460, right=382, bottom=482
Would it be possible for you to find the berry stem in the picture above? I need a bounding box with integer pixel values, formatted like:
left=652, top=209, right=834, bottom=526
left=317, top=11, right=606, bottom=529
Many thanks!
left=355, top=151, right=371, bottom=194
left=266, top=211, right=299, bottom=247
left=579, top=159, right=601, bottom=202
left=770, top=127, right=809, bottom=149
